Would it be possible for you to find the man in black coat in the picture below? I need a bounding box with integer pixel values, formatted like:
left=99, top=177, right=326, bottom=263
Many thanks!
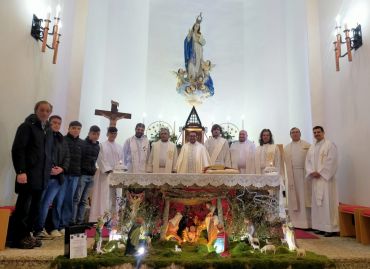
left=11, top=100, right=53, bottom=249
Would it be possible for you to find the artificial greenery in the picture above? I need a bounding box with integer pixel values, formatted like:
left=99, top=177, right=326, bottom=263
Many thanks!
left=52, top=241, right=334, bottom=269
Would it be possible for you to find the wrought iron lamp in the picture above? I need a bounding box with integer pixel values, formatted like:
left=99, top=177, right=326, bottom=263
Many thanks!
left=333, top=23, right=362, bottom=71
left=30, top=6, right=62, bottom=64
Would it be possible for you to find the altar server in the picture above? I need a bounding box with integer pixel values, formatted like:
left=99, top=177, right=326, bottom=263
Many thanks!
left=89, top=127, right=122, bottom=222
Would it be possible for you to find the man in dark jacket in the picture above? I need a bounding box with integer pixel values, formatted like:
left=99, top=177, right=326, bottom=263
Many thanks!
left=11, top=100, right=53, bottom=249
left=34, top=115, right=70, bottom=238
left=58, top=121, right=84, bottom=232
left=72, top=125, right=100, bottom=224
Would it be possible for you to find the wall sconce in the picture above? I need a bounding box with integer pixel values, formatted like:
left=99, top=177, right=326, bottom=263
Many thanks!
left=333, top=23, right=363, bottom=71
left=30, top=6, right=62, bottom=64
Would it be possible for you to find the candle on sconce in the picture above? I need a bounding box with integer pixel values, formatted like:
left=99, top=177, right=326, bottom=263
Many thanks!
left=52, top=22, right=59, bottom=49
left=344, top=24, right=352, bottom=62
left=334, top=41, right=340, bottom=71
left=41, top=8, right=51, bottom=52
left=52, top=5, right=61, bottom=49
left=173, top=121, right=176, bottom=135
left=242, top=119, right=244, bottom=130
left=52, top=34, right=60, bottom=64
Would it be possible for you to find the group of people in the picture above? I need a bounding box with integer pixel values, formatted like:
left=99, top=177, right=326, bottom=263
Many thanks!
left=10, top=100, right=339, bottom=249
left=11, top=101, right=100, bottom=249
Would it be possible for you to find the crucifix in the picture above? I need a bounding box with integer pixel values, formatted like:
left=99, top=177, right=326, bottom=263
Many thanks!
left=95, top=100, right=131, bottom=127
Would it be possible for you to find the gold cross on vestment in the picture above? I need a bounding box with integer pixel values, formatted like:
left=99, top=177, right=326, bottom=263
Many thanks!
left=320, top=151, right=326, bottom=164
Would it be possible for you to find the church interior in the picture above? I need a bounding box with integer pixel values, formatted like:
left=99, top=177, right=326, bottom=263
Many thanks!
left=1, top=0, right=370, bottom=268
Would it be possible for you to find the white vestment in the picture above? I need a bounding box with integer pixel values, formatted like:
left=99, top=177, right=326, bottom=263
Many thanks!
left=205, top=137, right=231, bottom=167
left=147, top=140, right=178, bottom=173
left=122, top=136, right=150, bottom=173
left=284, top=140, right=311, bottom=228
left=176, top=142, right=211, bottom=173
left=230, top=140, right=256, bottom=174
left=255, top=144, right=281, bottom=174
left=89, top=140, right=122, bottom=222
left=305, top=139, right=339, bottom=232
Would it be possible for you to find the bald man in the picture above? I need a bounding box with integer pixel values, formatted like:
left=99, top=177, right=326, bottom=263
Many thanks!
left=230, top=130, right=256, bottom=174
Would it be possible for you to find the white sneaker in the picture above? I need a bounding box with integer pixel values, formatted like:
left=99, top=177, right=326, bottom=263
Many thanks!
left=50, top=229, right=62, bottom=237
left=59, top=229, right=65, bottom=235
left=35, top=229, right=50, bottom=238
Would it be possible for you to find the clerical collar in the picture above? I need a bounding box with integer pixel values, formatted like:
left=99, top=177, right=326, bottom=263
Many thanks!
left=315, top=139, right=325, bottom=145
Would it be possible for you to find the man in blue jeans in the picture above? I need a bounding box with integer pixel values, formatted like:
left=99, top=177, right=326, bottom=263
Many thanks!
left=72, top=125, right=100, bottom=224
left=34, top=115, right=70, bottom=238
left=53, top=121, right=84, bottom=236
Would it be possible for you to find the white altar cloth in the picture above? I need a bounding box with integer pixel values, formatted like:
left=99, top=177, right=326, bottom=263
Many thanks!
left=110, top=171, right=281, bottom=188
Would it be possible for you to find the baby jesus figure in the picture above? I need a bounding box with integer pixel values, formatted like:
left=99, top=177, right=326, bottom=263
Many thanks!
left=127, top=191, right=145, bottom=221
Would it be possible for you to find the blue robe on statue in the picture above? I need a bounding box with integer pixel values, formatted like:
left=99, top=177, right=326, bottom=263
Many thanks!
left=184, top=37, right=194, bottom=70
left=205, top=75, right=214, bottom=96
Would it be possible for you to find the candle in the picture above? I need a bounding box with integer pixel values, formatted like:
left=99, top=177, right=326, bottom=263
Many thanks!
left=336, top=31, right=341, bottom=57
left=344, top=24, right=352, bottom=62
left=242, top=119, right=244, bottom=130
left=52, top=23, right=59, bottom=49
left=334, top=41, right=340, bottom=71
left=173, top=121, right=176, bottom=135
left=52, top=5, right=61, bottom=49
left=52, top=34, right=59, bottom=64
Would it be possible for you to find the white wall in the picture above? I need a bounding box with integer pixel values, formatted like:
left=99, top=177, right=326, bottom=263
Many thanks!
left=309, top=0, right=370, bottom=205
left=0, top=0, right=315, bottom=206
left=80, top=0, right=313, bottom=146
left=0, top=0, right=88, bottom=206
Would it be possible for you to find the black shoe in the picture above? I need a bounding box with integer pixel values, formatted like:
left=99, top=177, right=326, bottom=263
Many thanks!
left=314, top=230, right=324, bottom=235
left=30, top=235, right=42, bottom=247
left=14, top=236, right=35, bottom=249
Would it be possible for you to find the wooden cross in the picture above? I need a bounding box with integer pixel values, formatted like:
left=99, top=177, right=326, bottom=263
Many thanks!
left=95, top=100, right=131, bottom=127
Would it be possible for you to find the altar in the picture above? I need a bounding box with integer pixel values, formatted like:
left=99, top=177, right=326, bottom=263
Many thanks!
left=108, top=172, right=284, bottom=245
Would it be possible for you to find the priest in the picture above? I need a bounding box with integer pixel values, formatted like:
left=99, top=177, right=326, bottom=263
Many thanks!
left=146, top=127, right=178, bottom=173
left=255, top=129, right=281, bottom=174
left=176, top=132, right=211, bottom=173
left=89, top=127, right=122, bottom=222
left=305, top=126, right=338, bottom=237
left=230, top=130, right=256, bottom=174
left=122, top=123, right=150, bottom=173
left=284, top=127, right=311, bottom=229
left=205, top=124, right=231, bottom=167
left=255, top=128, right=285, bottom=218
